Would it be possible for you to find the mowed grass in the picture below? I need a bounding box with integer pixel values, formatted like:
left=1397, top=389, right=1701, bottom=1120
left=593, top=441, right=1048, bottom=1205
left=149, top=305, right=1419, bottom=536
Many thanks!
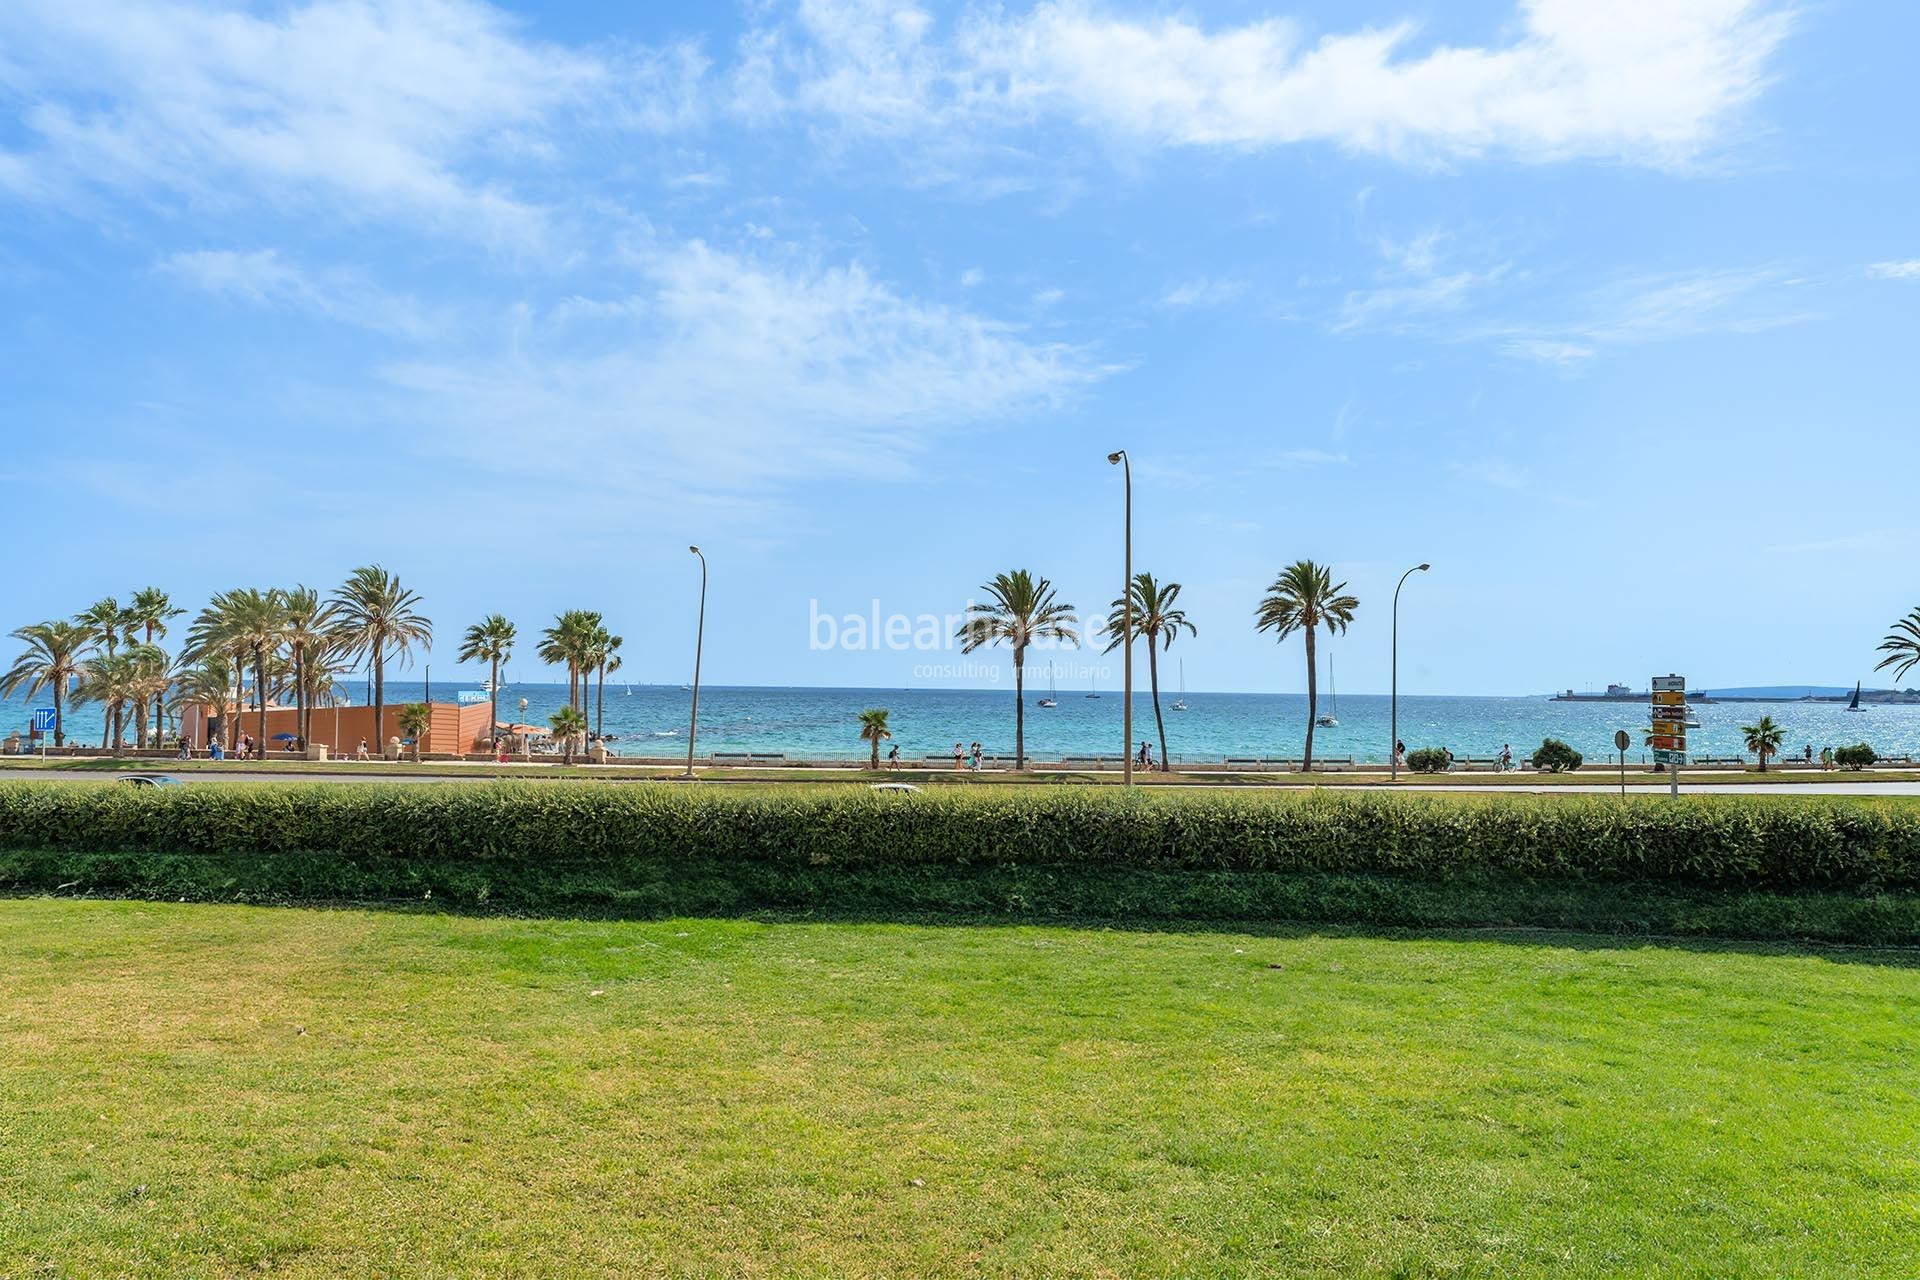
left=3, top=902, right=1916, bottom=1278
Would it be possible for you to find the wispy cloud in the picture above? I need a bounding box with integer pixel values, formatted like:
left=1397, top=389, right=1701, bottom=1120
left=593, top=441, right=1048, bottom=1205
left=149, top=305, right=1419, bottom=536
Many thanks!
left=742, top=0, right=1789, bottom=169
left=0, top=0, right=705, bottom=249
left=1493, top=266, right=1812, bottom=364
left=1448, top=458, right=1530, bottom=492
left=158, top=249, right=444, bottom=339
left=378, top=241, right=1107, bottom=505
left=1867, top=260, right=1920, bottom=280
left=1160, top=277, right=1245, bottom=309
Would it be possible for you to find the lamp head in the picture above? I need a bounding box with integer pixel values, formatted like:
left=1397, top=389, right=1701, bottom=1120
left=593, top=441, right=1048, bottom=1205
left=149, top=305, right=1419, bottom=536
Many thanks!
left=689, top=545, right=700, bottom=555
left=1417, top=563, right=1431, bottom=572
left=1107, top=451, right=1124, bottom=465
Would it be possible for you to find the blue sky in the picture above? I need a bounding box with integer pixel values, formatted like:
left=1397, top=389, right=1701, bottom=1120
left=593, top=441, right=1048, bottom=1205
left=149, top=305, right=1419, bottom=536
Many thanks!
left=2, top=0, right=1916, bottom=695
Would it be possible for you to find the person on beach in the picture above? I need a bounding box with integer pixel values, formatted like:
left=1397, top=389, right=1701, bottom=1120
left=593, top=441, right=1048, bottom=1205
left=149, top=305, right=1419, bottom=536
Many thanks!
left=969, top=742, right=982, bottom=770
left=1804, top=743, right=1814, bottom=766
left=887, top=743, right=900, bottom=770
left=1820, top=746, right=1834, bottom=771
left=1443, top=746, right=1454, bottom=771
left=953, top=741, right=964, bottom=769
left=1394, top=740, right=1406, bottom=769
left=357, top=737, right=370, bottom=761
left=177, top=735, right=192, bottom=761
left=209, top=738, right=224, bottom=761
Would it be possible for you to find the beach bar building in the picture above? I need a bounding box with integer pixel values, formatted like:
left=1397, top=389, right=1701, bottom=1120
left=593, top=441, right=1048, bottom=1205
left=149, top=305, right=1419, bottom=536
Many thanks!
left=179, top=699, right=499, bottom=758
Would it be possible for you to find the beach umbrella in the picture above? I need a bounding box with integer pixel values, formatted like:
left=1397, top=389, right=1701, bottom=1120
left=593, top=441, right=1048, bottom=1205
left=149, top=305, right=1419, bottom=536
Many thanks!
left=271, top=732, right=299, bottom=742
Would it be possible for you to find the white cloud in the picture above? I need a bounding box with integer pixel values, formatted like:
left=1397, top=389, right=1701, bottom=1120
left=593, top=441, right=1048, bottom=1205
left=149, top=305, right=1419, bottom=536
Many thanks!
left=1336, top=268, right=1500, bottom=333
left=380, top=242, right=1104, bottom=501
left=1448, top=458, right=1530, bottom=491
left=1499, top=337, right=1596, bottom=365
left=1867, top=260, right=1920, bottom=280
left=158, top=249, right=442, bottom=339
left=1161, top=277, right=1244, bottom=309
left=0, top=0, right=704, bottom=248
left=959, top=267, right=985, bottom=288
left=751, top=0, right=1789, bottom=167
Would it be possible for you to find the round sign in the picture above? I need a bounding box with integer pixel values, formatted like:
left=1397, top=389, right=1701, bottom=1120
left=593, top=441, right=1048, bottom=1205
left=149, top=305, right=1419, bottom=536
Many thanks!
left=1614, top=730, right=1631, bottom=752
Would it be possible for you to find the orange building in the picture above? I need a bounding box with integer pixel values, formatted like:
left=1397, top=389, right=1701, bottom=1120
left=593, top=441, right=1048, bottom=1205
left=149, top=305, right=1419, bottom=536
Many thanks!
left=181, top=700, right=499, bottom=757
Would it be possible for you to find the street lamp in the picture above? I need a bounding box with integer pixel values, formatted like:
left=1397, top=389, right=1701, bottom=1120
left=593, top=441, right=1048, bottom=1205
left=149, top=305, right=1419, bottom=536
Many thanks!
left=1108, top=450, right=1132, bottom=785
left=1390, top=562, right=1431, bottom=782
left=685, top=545, right=708, bottom=779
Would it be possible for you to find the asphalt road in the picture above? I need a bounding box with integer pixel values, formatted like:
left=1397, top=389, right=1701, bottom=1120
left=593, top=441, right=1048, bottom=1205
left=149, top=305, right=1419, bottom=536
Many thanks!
left=16, top=768, right=1920, bottom=796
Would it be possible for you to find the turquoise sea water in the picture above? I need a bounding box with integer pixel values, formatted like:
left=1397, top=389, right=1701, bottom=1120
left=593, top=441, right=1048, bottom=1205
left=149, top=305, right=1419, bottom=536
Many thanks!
left=7, top=683, right=1916, bottom=765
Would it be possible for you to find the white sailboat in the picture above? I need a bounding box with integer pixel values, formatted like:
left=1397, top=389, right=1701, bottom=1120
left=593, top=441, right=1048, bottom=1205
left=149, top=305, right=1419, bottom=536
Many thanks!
left=1171, top=659, right=1188, bottom=712
left=1315, top=652, right=1339, bottom=727
left=1037, top=660, right=1057, bottom=708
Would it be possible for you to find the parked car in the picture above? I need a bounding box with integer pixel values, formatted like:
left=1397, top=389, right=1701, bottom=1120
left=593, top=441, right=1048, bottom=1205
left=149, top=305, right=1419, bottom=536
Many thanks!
left=116, top=774, right=185, bottom=788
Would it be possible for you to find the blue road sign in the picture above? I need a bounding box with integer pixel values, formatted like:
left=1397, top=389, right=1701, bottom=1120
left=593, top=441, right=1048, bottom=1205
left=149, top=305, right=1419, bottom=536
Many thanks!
left=31, top=708, right=56, bottom=733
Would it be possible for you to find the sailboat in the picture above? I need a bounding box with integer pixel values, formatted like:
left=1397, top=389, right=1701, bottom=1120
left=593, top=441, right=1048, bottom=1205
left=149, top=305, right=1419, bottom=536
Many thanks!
left=1315, top=652, right=1339, bottom=727
left=1846, top=681, right=1866, bottom=712
left=1171, top=659, right=1188, bottom=712
left=1037, top=660, right=1057, bottom=708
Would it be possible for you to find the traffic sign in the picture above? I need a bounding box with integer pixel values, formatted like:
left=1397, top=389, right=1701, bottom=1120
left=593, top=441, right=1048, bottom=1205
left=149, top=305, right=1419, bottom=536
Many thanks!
left=1651, top=675, right=1686, bottom=693
left=1651, top=690, right=1686, bottom=707
left=1648, top=734, right=1686, bottom=751
left=1652, top=748, right=1688, bottom=765
left=1649, top=718, right=1686, bottom=735
left=1614, top=730, right=1631, bottom=752
left=30, top=708, right=55, bottom=733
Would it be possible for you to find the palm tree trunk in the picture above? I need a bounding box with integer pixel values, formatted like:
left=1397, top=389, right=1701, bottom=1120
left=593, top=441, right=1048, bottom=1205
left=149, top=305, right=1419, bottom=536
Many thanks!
left=230, top=655, right=244, bottom=750
left=134, top=697, right=148, bottom=750
left=596, top=663, right=605, bottom=738
left=53, top=682, right=65, bottom=748
left=255, top=654, right=269, bottom=759
left=1014, top=648, right=1026, bottom=770
left=870, top=736, right=880, bottom=770
left=1302, top=624, right=1317, bottom=773
left=294, top=645, right=306, bottom=749
left=490, top=657, right=501, bottom=744
left=373, top=647, right=385, bottom=753
left=1148, top=640, right=1169, bottom=771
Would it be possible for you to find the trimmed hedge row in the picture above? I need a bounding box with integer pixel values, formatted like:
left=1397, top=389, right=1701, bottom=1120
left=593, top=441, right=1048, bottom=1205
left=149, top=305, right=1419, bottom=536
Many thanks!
left=2, top=781, right=1917, bottom=890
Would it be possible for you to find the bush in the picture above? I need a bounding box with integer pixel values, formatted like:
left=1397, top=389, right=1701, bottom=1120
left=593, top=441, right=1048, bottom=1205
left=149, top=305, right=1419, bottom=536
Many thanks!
left=2, top=781, right=1917, bottom=892
left=1406, top=748, right=1451, bottom=773
left=1531, top=738, right=1584, bottom=773
left=1835, top=743, right=1879, bottom=770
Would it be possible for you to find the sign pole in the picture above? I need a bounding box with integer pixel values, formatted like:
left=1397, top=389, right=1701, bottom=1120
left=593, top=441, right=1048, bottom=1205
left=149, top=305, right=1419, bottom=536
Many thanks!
left=1614, top=729, right=1629, bottom=799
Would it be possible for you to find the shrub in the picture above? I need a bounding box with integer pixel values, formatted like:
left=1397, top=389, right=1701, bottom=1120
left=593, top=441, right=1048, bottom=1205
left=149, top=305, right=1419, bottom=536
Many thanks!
left=1531, top=738, right=1584, bottom=773
left=2, top=782, right=1917, bottom=894
left=1406, top=748, right=1451, bottom=773
left=1835, top=743, right=1879, bottom=770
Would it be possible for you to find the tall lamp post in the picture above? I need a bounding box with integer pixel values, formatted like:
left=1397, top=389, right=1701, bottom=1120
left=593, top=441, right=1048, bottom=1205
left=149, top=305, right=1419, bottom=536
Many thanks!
left=685, top=545, right=708, bottom=779
left=1107, top=450, right=1132, bottom=786
left=1390, top=562, right=1431, bottom=782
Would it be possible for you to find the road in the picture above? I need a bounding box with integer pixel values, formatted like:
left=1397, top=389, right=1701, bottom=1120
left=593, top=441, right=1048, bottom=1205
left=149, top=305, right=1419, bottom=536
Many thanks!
left=13, top=768, right=1920, bottom=796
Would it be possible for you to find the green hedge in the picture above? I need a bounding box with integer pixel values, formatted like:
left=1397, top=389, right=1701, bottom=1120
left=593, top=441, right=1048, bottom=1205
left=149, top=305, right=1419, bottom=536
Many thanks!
left=2, top=781, right=1916, bottom=890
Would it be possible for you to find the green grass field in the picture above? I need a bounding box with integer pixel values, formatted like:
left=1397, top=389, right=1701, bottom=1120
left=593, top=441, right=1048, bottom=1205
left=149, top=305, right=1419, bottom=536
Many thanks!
left=3, top=900, right=1915, bottom=1277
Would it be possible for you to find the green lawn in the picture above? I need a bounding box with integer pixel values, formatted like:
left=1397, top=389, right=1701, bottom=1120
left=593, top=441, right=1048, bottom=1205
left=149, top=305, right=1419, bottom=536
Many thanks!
left=3, top=901, right=1916, bottom=1277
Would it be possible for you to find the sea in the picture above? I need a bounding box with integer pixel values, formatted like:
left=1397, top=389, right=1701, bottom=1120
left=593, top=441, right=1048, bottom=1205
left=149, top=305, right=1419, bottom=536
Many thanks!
left=6, top=683, right=1916, bottom=766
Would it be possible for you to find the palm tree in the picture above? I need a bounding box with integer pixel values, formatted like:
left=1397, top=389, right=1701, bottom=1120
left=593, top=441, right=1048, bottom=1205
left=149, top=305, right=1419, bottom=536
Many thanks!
left=956, top=570, right=1078, bottom=770
left=75, top=597, right=126, bottom=656
left=1255, top=560, right=1359, bottom=773
left=591, top=630, right=621, bottom=740
left=1877, top=607, right=1920, bottom=684
left=169, top=658, right=233, bottom=751
left=185, top=589, right=286, bottom=755
left=281, top=587, right=331, bottom=750
left=329, top=566, right=432, bottom=752
left=459, top=615, right=516, bottom=743
left=125, top=644, right=171, bottom=750
left=75, top=651, right=142, bottom=751
left=539, top=610, right=601, bottom=713
left=396, top=703, right=432, bottom=762
left=1101, top=573, right=1197, bottom=772
left=1740, top=715, right=1786, bottom=772
left=3, top=620, right=94, bottom=747
left=549, top=705, right=588, bottom=764
left=129, top=588, right=183, bottom=745
left=858, top=707, right=892, bottom=770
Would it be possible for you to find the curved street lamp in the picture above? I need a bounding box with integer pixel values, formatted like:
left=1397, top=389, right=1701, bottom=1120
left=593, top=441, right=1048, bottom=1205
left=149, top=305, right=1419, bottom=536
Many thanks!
left=1390, top=562, right=1431, bottom=782
left=685, top=546, right=708, bottom=779
left=1108, top=449, right=1132, bottom=785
